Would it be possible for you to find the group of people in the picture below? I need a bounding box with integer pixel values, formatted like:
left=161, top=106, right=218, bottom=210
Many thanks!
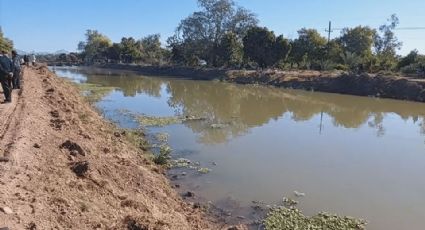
left=0, top=49, right=23, bottom=104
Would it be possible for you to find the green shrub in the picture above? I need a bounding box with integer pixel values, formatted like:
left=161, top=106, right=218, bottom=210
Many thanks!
left=334, top=64, right=348, bottom=71
left=153, top=145, right=172, bottom=165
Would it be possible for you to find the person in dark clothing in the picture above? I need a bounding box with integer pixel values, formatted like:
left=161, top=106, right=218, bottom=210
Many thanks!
left=11, top=50, right=22, bottom=89
left=0, top=50, right=13, bottom=103
left=23, top=55, right=29, bottom=66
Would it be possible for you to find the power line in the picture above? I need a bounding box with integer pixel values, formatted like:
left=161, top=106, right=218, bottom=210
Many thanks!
left=395, top=27, right=425, bottom=30
left=323, top=23, right=425, bottom=41
left=326, top=27, right=425, bottom=31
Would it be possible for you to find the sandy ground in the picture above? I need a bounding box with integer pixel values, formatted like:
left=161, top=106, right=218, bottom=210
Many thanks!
left=0, top=66, right=232, bottom=229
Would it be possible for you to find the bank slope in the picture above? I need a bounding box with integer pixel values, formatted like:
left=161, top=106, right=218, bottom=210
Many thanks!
left=0, top=66, right=217, bottom=229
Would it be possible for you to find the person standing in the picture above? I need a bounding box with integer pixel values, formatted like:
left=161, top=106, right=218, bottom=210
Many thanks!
left=24, top=54, right=29, bottom=66
left=11, top=50, right=22, bottom=89
left=0, top=50, right=13, bottom=103
left=31, top=54, right=36, bottom=66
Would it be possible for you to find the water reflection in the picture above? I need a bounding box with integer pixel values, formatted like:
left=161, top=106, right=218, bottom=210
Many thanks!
left=53, top=67, right=425, bottom=230
left=54, top=67, right=425, bottom=144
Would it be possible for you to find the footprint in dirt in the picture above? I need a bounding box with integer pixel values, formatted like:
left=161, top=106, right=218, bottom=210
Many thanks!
left=50, top=110, right=60, bottom=118
left=45, top=88, right=55, bottom=95
left=60, top=140, right=89, bottom=177
left=50, top=118, right=65, bottom=130
left=60, top=140, right=86, bottom=156
left=49, top=110, right=65, bottom=130
left=70, top=161, right=89, bottom=177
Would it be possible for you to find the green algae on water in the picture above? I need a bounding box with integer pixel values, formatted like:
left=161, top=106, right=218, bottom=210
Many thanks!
left=264, top=207, right=367, bottom=230
left=137, top=115, right=208, bottom=127
left=76, top=83, right=115, bottom=103
left=138, top=115, right=183, bottom=127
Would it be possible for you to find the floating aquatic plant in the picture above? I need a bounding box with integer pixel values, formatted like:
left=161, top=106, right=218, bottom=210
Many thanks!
left=171, top=158, right=192, bottom=168
left=282, top=197, right=298, bottom=207
left=155, top=132, right=170, bottom=143
left=138, top=115, right=183, bottom=127
left=197, top=167, right=211, bottom=174
left=264, top=207, right=367, bottom=230
left=76, top=83, right=115, bottom=103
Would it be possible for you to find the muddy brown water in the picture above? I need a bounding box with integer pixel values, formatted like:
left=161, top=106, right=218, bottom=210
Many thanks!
left=54, top=66, right=425, bottom=230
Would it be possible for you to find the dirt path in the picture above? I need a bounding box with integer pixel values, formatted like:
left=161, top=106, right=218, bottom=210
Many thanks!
left=0, top=67, right=227, bottom=229
left=0, top=83, right=23, bottom=162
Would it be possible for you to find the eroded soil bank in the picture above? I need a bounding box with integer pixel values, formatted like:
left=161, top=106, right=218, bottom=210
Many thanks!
left=226, top=70, right=425, bottom=103
left=0, top=66, right=230, bottom=229
left=91, top=64, right=425, bottom=103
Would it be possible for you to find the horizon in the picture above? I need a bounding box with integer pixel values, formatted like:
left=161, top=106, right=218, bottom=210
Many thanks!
left=1, top=0, right=425, bottom=55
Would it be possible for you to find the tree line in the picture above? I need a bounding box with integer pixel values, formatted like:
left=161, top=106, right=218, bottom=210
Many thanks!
left=0, top=27, right=13, bottom=53
left=77, top=30, right=169, bottom=65
left=73, top=0, right=425, bottom=74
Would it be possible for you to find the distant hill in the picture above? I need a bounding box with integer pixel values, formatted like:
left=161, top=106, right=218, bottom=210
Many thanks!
left=15, top=49, right=71, bottom=55
left=54, top=49, right=70, bottom=54
left=16, top=49, right=28, bottom=55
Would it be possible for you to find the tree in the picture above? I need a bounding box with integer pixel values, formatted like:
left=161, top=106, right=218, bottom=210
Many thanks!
left=106, top=43, right=123, bottom=62
left=340, top=26, right=376, bottom=61
left=243, top=27, right=289, bottom=68
left=120, top=37, right=142, bottom=63
left=78, top=30, right=112, bottom=63
left=398, top=49, right=418, bottom=69
left=58, top=53, right=68, bottom=62
left=273, top=35, right=291, bottom=65
left=289, top=28, right=327, bottom=69
left=68, top=53, right=80, bottom=63
left=140, top=34, right=164, bottom=64
left=169, top=0, right=258, bottom=66
left=326, top=39, right=344, bottom=66
left=374, top=14, right=402, bottom=70
left=216, top=32, right=243, bottom=67
left=0, top=27, right=13, bottom=53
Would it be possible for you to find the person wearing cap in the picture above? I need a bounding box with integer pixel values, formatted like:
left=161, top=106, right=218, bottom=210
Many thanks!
left=0, top=50, right=13, bottom=103
left=11, top=50, right=22, bottom=89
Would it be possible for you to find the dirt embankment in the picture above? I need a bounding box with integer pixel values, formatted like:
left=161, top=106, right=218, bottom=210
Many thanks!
left=0, top=66, right=226, bottom=229
left=226, top=70, right=425, bottom=103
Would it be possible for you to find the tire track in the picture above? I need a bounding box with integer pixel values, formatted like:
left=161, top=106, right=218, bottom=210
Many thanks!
left=0, top=74, right=25, bottom=161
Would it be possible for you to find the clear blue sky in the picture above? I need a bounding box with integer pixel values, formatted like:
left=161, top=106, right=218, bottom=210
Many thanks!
left=1, top=0, right=425, bottom=55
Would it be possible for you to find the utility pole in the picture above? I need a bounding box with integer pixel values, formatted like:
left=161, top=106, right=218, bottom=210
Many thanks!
left=324, top=21, right=333, bottom=68
left=325, top=21, right=332, bottom=43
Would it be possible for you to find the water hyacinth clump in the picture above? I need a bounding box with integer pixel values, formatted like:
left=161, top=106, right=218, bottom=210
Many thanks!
left=169, top=158, right=211, bottom=174
left=171, top=158, right=192, bottom=168
left=264, top=207, right=367, bottom=230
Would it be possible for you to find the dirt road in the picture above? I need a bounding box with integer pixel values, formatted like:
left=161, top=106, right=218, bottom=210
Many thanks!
left=0, top=66, right=221, bottom=229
